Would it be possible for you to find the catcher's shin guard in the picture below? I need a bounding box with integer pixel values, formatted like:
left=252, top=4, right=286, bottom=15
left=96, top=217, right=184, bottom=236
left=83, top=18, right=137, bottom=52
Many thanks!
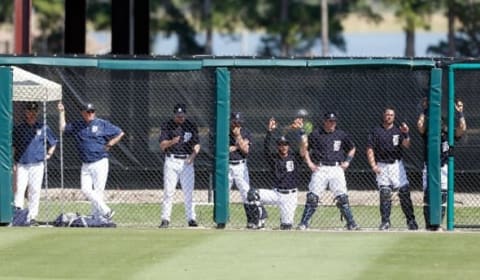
left=379, top=186, right=393, bottom=223
left=299, top=192, right=319, bottom=226
left=399, top=186, right=416, bottom=222
left=335, top=194, right=357, bottom=228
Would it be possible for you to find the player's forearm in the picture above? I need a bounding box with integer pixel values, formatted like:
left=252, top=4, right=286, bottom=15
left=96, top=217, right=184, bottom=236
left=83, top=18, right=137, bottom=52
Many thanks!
left=417, top=113, right=426, bottom=135
left=108, top=131, right=125, bottom=147
left=58, top=110, right=66, bottom=132
left=191, top=144, right=200, bottom=157
left=366, top=148, right=376, bottom=168
left=456, top=116, right=467, bottom=138
left=236, top=137, right=249, bottom=154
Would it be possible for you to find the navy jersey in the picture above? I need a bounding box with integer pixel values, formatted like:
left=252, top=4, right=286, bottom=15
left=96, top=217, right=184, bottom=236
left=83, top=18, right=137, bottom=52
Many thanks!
left=64, top=118, right=123, bottom=163
left=229, top=127, right=252, bottom=160
left=264, top=132, right=298, bottom=190
left=13, top=122, right=58, bottom=164
left=308, top=128, right=355, bottom=164
left=367, top=125, right=407, bottom=162
left=159, top=119, right=199, bottom=155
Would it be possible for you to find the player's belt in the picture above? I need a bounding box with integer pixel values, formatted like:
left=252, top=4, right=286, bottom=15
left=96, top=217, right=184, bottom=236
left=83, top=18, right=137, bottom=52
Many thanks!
left=166, top=154, right=189, bottom=159
left=319, top=161, right=339, bottom=166
left=229, top=159, right=246, bottom=165
left=275, top=188, right=297, bottom=194
left=378, top=159, right=399, bottom=164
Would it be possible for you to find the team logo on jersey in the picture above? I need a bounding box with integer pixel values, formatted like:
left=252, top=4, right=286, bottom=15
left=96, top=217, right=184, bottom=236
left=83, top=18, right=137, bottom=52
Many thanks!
left=286, top=160, right=294, bottom=172
left=91, top=125, right=98, bottom=133
left=36, top=129, right=42, bottom=136
left=393, top=134, right=400, bottom=146
left=184, top=132, right=192, bottom=142
left=333, top=140, right=341, bottom=151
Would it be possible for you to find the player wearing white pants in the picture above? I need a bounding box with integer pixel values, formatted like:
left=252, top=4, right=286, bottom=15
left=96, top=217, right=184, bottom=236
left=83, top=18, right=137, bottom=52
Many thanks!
left=81, top=158, right=111, bottom=218
left=367, top=107, right=418, bottom=230
left=298, top=112, right=358, bottom=230
left=159, top=103, right=200, bottom=228
left=228, top=160, right=250, bottom=202
left=59, top=102, right=124, bottom=221
left=161, top=155, right=196, bottom=223
left=13, top=102, right=57, bottom=225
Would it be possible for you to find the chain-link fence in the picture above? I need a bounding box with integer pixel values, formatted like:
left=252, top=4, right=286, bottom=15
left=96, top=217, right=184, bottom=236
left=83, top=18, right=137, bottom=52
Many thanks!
left=4, top=57, right=480, bottom=230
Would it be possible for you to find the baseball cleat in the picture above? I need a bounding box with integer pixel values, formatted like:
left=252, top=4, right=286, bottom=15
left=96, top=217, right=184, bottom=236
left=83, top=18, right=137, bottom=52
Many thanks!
left=159, top=219, right=170, bottom=228
left=188, top=220, right=198, bottom=227
left=346, top=223, right=360, bottom=231
left=29, top=219, right=39, bottom=227
left=407, top=220, right=419, bottom=230
left=104, top=210, right=115, bottom=220
left=379, top=221, right=390, bottom=231
left=280, top=223, right=293, bottom=230
left=297, top=224, right=308, bottom=231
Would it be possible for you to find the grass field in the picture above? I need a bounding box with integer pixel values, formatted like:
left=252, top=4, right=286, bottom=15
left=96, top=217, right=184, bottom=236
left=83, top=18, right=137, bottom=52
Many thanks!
left=0, top=227, right=479, bottom=280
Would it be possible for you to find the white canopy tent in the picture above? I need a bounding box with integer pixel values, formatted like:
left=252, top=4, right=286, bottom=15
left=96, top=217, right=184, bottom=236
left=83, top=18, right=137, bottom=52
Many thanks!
left=12, top=66, right=63, bottom=223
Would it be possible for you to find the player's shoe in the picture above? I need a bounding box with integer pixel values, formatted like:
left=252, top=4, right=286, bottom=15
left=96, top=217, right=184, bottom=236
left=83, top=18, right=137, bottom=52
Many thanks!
left=188, top=220, right=198, bottom=227
left=104, top=210, right=115, bottom=220
left=379, top=221, right=390, bottom=231
left=407, top=220, right=419, bottom=230
left=280, top=223, right=292, bottom=230
left=346, top=223, right=360, bottom=231
left=159, top=219, right=169, bottom=228
left=29, top=219, right=39, bottom=227
left=297, top=223, right=308, bottom=231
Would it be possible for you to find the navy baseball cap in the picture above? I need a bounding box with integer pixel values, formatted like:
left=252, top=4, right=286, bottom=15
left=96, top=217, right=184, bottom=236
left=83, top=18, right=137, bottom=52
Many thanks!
left=324, top=112, right=337, bottom=121
left=25, top=102, right=39, bottom=111
left=277, top=136, right=290, bottom=145
left=231, top=112, right=244, bottom=123
left=174, top=103, right=186, bottom=115
left=82, top=103, right=96, bottom=112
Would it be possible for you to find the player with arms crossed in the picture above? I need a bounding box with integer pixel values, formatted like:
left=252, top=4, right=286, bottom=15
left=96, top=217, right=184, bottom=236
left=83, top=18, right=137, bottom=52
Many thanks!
left=159, top=104, right=200, bottom=228
left=417, top=98, right=466, bottom=231
left=298, top=112, right=359, bottom=230
left=366, top=107, right=418, bottom=230
left=58, top=102, right=124, bottom=221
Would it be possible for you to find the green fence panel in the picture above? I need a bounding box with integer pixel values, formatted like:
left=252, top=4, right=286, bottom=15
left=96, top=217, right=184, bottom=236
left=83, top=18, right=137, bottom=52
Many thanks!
left=0, top=66, right=13, bottom=223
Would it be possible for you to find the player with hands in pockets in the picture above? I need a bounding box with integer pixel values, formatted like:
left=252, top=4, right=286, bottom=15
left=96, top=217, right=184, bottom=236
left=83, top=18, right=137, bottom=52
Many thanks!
left=251, top=118, right=299, bottom=230
left=297, top=112, right=359, bottom=230
left=366, top=107, right=418, bottom=231
left=159, top=103, right=200, bottom=228
left=417, top=98, right=466, bottom=231
left=58, top=101, right=124, bottom=222
left=13, top=102, right=58, bottom=226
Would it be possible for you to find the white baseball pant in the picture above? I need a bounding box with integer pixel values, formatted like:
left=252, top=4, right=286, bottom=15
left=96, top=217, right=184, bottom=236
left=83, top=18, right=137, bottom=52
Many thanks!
left=376, top=160, right=409, bottom=189
left=81, top=158, right=111, bottom=217
left=308, top=165, right=347, bottom=198
left=228, top=160, right=250, bottom=202
left=14, top=162, right=44, bottom=221
left=259, top=188, right=297, bottom=224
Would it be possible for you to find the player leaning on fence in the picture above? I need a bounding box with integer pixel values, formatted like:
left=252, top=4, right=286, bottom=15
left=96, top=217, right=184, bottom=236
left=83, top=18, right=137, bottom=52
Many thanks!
left=366, top=107, right=418, bottom=231
left=13, top=102, right=58, bottom=226
left=158, top=104, right=200, bottom=229
left=417, top=98, right=467, bottom=231
left=297, top=112, right=359, bottom=230
left=229, top=112, right=268, bottom=229
left=58, top=102, right=124, bottom=222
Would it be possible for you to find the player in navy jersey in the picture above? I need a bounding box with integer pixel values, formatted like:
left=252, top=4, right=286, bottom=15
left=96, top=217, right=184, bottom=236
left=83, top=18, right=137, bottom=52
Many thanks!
left=298, top=112, right=359, bottom=230
left=58, top=102, right=124, bottom=222
left=417, top=98, right=466, bottom=231
left=366, top=107, right=418, bottom=230
left=13, top=102, right=58, bottom=226
left=253, top=118, right=299, bottom=230
left=159, top=103, right=200, bottom=228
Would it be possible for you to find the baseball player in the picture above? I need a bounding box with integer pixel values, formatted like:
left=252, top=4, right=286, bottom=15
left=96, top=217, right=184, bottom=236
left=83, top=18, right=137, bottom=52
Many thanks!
left=58, top=102, right=124, bottom=221
left=417, top=98, right=466, bottom=231
left=13, top=102, right=58, bottom=226
left=256, top=118, right=299, bottom=230
left=229, top=111, right=267, bottom=229
left=298, top=112, right=359, bottom=230
left=159, top=103, right=200, bottom=228
left=366, top=107, right=418, bottom=230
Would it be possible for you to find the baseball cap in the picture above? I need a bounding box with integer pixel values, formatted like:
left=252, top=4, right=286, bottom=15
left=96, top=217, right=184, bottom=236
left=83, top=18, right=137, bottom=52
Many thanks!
left=276, top=136, right=290, bottom=145
left=25, top=102, right=39, bottom=111
left=296, top=108, right=308, bottom=118
left=173, top=103, right=186, bottom=115
left=324, top=112, right=337, bottom=121
left=231, top=112, right=244, bottom=123
left=82, top=103, right=96, bottom=112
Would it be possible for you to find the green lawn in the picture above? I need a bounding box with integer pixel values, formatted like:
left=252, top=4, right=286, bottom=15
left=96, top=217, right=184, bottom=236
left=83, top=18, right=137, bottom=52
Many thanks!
left=0, top=228, right=478, bottom=280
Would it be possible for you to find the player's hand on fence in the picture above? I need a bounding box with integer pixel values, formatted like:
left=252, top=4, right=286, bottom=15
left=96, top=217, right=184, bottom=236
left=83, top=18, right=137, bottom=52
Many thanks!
left=400, top=122, right=409, bottom=134
left=268, top=117, right=277, bottom=131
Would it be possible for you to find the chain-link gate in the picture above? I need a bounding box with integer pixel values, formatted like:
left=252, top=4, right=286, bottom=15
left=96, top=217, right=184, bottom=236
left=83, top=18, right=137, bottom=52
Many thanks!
left=5, top=57, right=480, bottom=231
